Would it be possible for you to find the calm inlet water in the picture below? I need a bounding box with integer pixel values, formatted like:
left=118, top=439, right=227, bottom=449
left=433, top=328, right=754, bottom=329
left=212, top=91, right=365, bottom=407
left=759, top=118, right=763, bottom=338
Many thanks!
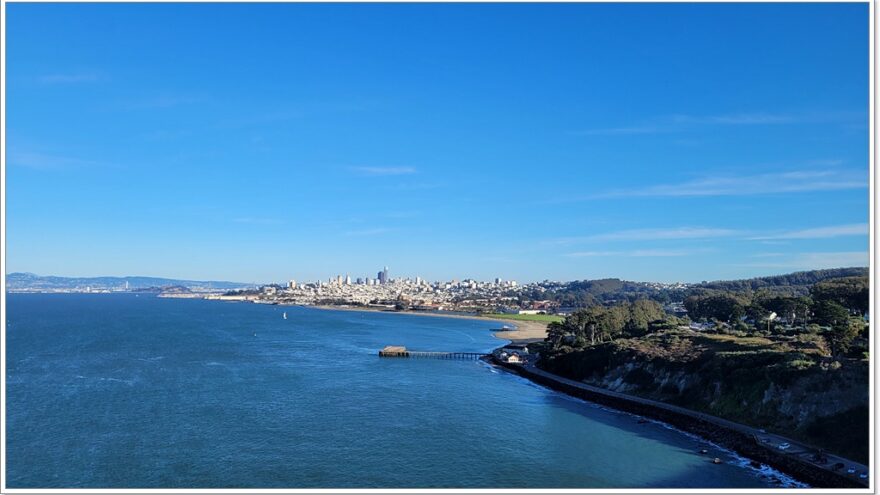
left=7, top=294, right=800, bottom=488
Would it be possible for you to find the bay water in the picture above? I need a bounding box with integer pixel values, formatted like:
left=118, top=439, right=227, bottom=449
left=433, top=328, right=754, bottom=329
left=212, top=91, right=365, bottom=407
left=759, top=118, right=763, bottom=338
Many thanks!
left=6, top=293, right=801, bottom=488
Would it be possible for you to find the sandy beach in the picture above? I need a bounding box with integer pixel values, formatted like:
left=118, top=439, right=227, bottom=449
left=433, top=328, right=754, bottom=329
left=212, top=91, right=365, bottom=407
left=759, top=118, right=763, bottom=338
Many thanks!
left=311, top=304, right=549, bottom=343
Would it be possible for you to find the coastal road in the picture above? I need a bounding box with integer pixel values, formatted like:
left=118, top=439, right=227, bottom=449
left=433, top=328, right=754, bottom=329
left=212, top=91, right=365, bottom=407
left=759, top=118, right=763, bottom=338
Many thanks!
left=519, top=362, right=869, bottom=487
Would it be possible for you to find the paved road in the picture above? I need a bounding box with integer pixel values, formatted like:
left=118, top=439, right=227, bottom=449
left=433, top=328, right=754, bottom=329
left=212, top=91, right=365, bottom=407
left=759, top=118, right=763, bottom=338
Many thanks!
left=520, top=361, right=869, bottom=487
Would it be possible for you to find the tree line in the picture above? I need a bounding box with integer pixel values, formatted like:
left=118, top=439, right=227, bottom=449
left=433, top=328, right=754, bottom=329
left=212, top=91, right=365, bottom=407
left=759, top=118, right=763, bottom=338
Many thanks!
left=544, top=274, right=869, bottom=358
left=546, top=299, right=669, bottom=348
left=513, top=267, right=867, bottom=309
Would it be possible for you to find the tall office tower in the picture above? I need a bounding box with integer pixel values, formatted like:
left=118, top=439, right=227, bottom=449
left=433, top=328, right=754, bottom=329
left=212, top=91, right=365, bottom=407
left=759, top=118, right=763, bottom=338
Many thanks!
left=356, top=277, right=363, bottom=285
left=377, top=270, right=385, bottom=284
left=288, top=280, right=297, bottom=289
left=416, top=276, right=422, bottom=285
left=337, top=275, right=343, bottom=286
left=383, top=266, right=389, bottom=284
left=345, top=274, right=351, bottom=285
left=494, top=277, right=502, bottom=285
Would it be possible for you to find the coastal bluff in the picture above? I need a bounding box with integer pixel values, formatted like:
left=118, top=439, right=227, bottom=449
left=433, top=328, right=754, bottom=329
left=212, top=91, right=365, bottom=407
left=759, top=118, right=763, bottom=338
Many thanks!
left=491, top=358, right=867, bottom=489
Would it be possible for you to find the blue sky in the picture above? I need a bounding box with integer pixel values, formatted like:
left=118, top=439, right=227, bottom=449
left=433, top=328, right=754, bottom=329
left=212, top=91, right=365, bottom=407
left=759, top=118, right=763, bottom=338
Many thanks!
left=6, top=3, right=870, bottom=284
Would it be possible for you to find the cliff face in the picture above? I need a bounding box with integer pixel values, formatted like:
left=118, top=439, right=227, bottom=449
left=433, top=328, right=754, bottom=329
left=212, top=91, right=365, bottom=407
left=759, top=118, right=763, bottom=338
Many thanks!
left=541, top=332, right=868, bottom=463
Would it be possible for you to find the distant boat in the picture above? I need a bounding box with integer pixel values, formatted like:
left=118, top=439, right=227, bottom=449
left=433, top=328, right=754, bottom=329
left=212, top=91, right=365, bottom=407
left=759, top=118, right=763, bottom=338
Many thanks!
left=283, top=312, right=287, bottom=320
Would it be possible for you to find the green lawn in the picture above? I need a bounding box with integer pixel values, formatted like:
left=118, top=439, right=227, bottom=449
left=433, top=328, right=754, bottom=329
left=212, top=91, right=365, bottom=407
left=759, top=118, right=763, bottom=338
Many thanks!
left=482, top=313, right=564, bottom=323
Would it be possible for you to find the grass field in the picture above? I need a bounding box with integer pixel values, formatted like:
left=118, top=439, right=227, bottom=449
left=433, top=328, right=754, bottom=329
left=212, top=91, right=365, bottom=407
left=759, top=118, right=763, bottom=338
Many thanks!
left=482, top=313, right=564, bottom=323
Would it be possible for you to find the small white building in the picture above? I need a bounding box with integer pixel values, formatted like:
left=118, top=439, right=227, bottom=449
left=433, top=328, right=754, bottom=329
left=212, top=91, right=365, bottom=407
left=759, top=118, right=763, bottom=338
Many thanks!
left=506, top=353, right=523, bottom=364
left=494, top=348, right=528, bottom=364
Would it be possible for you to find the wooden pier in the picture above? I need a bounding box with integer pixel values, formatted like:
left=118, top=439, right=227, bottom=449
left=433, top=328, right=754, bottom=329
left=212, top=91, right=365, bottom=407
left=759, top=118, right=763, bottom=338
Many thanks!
left=379, top=346, right=486, bottom=360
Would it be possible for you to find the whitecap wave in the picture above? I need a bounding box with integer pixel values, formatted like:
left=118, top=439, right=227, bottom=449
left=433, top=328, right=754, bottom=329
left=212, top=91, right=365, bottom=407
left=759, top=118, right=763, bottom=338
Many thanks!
left=487, top=368, right=809, bottom=488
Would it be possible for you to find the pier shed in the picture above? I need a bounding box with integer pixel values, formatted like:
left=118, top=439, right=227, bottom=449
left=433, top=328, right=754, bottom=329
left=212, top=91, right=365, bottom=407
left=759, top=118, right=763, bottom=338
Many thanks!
left=379, top=345, right=409, bottom=357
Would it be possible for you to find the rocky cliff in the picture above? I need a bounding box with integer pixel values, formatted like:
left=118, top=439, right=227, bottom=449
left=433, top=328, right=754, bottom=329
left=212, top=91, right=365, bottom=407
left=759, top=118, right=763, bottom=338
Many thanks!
left=540, top=331, right=868, bottom=463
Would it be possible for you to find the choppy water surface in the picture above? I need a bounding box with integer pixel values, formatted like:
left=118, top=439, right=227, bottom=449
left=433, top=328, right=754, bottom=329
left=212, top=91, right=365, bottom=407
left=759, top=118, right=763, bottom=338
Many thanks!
left=7, top=293, right=799, bottom=488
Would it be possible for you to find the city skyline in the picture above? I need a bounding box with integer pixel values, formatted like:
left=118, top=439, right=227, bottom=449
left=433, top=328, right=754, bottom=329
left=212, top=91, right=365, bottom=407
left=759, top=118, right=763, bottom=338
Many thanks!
left=6, top=3, right=870, bottom=284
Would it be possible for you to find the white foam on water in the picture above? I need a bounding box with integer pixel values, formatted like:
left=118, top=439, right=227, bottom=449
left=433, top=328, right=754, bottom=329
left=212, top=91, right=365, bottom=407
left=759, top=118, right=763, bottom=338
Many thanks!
left=486, top=364, right=809, bottom=488
left=638, top=415, right=808, bottom=488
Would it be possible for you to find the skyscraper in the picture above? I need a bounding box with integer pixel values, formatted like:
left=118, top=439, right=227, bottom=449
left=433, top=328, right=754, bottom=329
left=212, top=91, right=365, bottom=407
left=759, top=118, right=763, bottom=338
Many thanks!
left=383, top=266, right=389, bottom=284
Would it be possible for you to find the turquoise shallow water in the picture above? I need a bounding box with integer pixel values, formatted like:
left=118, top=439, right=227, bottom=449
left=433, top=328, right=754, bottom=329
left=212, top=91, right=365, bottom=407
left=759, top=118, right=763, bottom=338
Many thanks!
left=7, top=293, right=799, bottom=488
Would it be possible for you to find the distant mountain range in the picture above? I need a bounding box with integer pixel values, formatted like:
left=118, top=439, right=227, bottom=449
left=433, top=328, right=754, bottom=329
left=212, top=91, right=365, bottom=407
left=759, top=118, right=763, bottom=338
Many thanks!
left=6, top=272, right=251, bottom=291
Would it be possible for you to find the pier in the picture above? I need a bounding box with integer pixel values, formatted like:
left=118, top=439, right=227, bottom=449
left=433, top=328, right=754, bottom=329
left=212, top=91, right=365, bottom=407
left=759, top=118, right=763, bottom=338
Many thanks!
left=379, top=346, right=486, bottom=360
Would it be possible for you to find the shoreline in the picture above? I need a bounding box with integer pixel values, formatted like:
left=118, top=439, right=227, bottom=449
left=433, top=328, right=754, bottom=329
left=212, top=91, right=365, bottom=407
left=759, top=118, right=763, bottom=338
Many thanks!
left=309, top=304, right=549, bottom=343
left=177, top=297, right=866, bottom=488
left=487, top=358, right=868, bottom=489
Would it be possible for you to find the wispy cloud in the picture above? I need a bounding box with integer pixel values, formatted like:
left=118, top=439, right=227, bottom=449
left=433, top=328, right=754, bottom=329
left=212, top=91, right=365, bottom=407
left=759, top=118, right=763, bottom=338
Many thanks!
left=232, top=217, right=283, bottom=225
left=139, top=129, right=192, bottom=141
left=573, top=126, right=667, bottom=136
left=574, top=112, right=796, bottom=135
left=670, top=113, right=795, bottom=125
left=388, top=181, right=445, bottom=191
left=216, top=109, right=303, bottom=128
left=736, top=251, right=867, bottom=269
left=805, top=159, right=845, bottom=167
left=565, top=251, right=617, bottom=257
left=749, top=223, right=867, bottom=240
left=566, top=248, right=709, bottom=258
left=573, top=110, right=863, bottom=136
left=344, top=227, right=393, bottom=236
left=593, top=170, right=866, bottom=199
left=37, top=73, right=100, bottom=84
left=546, top=222, right=867, bottom=247
left=8, top=151, right=100, bottom=170
left=349, top=166, right=417, bottom=176
left=123, top=95, right=202, bottom=110
left=383, top=210, right=421, bottom=219
left=579, top=227, right=739, bottom=243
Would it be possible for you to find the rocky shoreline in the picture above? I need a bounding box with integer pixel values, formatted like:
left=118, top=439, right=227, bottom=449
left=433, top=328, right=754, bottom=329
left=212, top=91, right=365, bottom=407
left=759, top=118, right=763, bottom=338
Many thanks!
left=488, top=357, right=867, bottom=489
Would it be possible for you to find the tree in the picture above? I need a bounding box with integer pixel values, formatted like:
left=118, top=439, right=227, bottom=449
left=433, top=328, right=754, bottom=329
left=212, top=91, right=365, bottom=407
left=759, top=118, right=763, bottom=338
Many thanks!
left=813, top=300, right=850, bottom=327
left=827, top=318, right=863, bottom=356
left=546, top=300, right=665, bottom=347
left=547, top=321, right=567, bottom=348
left=811, top=276, right=869, bottom=315
left=624, top=299, right=666, bottom=337
left=745, top=302, right=771, bottom=323
left=684, top=294, right=746, bottom=323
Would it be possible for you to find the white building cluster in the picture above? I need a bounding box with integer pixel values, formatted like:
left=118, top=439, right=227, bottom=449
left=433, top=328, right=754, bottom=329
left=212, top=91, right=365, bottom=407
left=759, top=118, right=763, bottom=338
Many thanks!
left=237, top=267, right=524, bottom=311
left=202, top=268, right=692, bottom=314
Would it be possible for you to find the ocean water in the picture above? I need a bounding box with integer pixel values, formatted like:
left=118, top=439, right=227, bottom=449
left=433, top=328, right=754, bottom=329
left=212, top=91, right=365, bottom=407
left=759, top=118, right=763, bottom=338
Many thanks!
left=6, top=293, right=800, bottom=488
